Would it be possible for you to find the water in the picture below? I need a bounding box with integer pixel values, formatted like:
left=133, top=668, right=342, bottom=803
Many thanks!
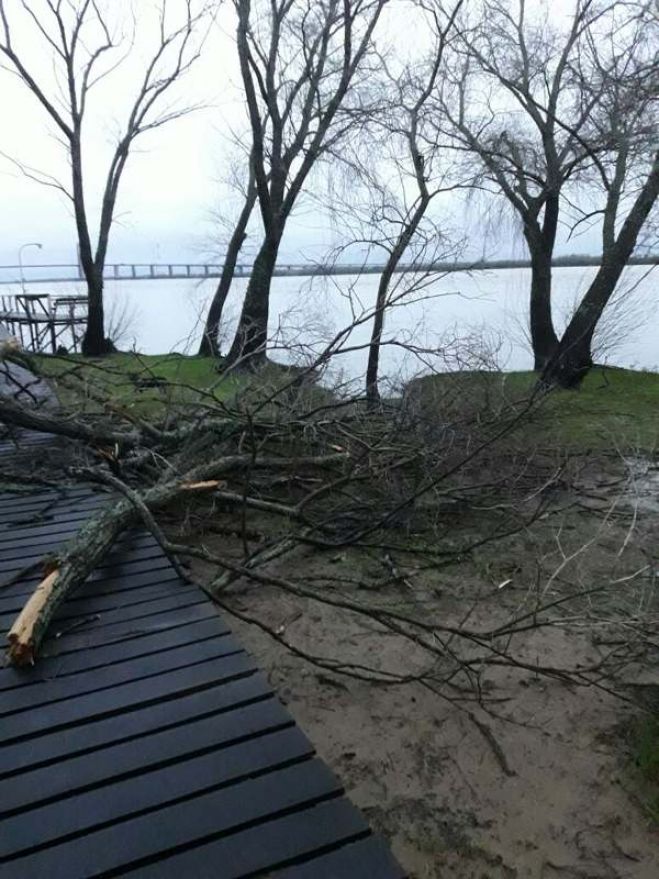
left=7, top=265, right=658, bottom=387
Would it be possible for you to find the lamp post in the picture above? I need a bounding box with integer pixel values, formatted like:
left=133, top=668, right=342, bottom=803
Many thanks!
left=18, top=242, right=42, bottom=294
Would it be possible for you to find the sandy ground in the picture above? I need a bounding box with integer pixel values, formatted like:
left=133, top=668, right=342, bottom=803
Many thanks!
left=183, top=472, right=659, bottom=879
left=220, top=587, right=659, bottom=878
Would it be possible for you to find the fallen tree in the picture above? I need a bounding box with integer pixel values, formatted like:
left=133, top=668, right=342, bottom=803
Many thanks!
left=0, top=346, right=655, bottom=726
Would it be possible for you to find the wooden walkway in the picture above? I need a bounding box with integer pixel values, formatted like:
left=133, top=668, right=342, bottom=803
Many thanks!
left=0, top=436, right=404, bottom=877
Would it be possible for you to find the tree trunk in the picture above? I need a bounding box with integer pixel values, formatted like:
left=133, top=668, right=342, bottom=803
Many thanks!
left=540, top=322, right=594, bottom=389
left=6, top=476, right=224, bottom=665
left=69, top=135, right=113, bottom=357
left=226, top=233, right=280, bottom=366
left=541, top=260, right=626, bottom=388
left=199, top=186, right=257, bottom=357
left=543, top=152, right=659, bottom=388
left=82, top=270, right=113, bottom=356
left=529, top=248, right=559, bottom=370
left=520, top=194, right=561, bottom=370
left=365, top=270, right=391, bottom=408
left=365, top=188, right=430, bottom=408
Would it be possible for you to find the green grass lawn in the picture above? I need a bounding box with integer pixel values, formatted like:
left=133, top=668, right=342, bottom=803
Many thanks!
left=409, top=366, right=659, bottom=452
left=510, top=368, right=659, bottom=451
left=631, top=712, right=659, bottom=824
left=30, top=353, right=659, bottom=451
left=33, top=352, right=244, bottom=418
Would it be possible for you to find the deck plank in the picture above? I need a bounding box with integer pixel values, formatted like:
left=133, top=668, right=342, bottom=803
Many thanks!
left=1, top=698, right=296, bottom=815
left=0, top=671, right=271, bottom=776
left=4, top=760, right=341, bottom=878
left=0, top=442, right=403, bottom=878
left=0, top=726, right=314, bottom=860
left=124, top=798, right=371, bottom=879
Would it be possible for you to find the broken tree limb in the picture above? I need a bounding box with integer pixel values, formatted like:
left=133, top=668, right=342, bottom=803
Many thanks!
left=5, top=450, right=349, bottom=665
left=0, top=393, right=142, bottom=449
left=4, top=477, right=221, bottom=665
left=7, top=570, right=60, bottom=664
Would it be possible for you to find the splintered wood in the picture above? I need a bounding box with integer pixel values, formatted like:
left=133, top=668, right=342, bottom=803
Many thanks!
left=180, top=480, right=225, bottom=491
left=7, top=569, right=60, bottom=665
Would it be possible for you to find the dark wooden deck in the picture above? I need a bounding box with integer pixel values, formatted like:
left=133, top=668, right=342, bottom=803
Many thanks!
left=0, top=436, right=404, bottom=877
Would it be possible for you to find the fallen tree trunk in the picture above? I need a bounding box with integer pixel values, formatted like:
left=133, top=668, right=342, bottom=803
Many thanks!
left=5, top=451, right=348, bottom=665
left=5, top=477, right=222, bottom=665
left=0, top=393, right=141, bottom=449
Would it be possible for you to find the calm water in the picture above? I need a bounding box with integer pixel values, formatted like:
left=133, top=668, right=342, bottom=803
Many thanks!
left=10, top=265, right=658, bottom=388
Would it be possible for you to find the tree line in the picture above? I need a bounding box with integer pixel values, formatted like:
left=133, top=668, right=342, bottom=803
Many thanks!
left=1, top=0, right=657, bottom=390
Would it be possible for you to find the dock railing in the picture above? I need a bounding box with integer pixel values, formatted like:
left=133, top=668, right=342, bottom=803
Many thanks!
left=0, top=292, right=87, bottom=353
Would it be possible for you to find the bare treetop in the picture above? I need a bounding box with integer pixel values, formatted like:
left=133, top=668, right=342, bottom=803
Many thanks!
left=569, top=0, right=658, bottom=248
left=437, top=0, right=632, bottom=369
left=226, top=0, right=387, bottom=363
left=0, top=0, right=216, bottom=354
left=236, top=0, right=387, bottom=223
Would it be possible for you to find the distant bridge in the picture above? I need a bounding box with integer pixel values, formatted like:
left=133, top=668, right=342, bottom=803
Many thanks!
left=0, top=255, right=657, bottom=286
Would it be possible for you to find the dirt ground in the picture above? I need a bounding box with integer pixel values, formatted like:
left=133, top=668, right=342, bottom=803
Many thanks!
left=183, top=462, right=659, bottom=879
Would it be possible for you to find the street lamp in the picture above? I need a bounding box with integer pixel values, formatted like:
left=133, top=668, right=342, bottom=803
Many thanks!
left=18, top=242, right=42, bottom=294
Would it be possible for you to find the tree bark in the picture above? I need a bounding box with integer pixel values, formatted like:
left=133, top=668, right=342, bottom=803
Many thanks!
left=199, top=185, right=257, bottom=357
left=366, top=201, right=428, bottom=407
left=0, top=391, right=141, bottom=447
left=69, top=136, right=113, bottom=356
left=226, top=232, right=281, bottom=366
left=525, top=194, right=560, bottom=370
left=365, top=269, right=392, bottom=408
left=81, top=270, right=114, bottom=355
left=528, top=245, right=559, bottom=370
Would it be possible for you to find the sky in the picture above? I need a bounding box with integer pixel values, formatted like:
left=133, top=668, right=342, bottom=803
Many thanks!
left=0, top=0, right=606, bottom=272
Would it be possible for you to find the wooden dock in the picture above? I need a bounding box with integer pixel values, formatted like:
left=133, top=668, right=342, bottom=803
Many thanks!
left=0, top=293, right=87, bottom=353
left=0, top=434, right=404, bottom=877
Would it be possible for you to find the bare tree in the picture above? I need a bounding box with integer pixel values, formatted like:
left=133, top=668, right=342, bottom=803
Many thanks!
left=360, top=0, right=465, bottom=406
left=197, top=100, right=277, bottom=359
left=442, top=0, right=609, bottom=370
left=543, top=2, right=659, bottom=386
left=198, top=160, right=257, bottom=357
left=225, top=0, right=387, bottom=367
left=0, top=0, right=213, bottom=355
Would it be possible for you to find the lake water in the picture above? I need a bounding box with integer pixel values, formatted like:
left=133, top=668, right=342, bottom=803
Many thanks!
left=8, top=265, right=658, bottom=389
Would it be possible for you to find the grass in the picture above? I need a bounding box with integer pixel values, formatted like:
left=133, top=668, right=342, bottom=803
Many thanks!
left=31, top=351, right=326, bottom=421
left=34, top=352, right=244, bottom=418
left=31, top=352, right=659, bottom=451
left=631, top=713, right=659, bottom=824
left=410, top=366, right=659, bottom=453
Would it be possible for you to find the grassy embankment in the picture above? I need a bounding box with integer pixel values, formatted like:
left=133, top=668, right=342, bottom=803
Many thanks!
left=631, top=713, right=659, bottom=824
left=34, top=353, right=659, bottom=450
left=410, top=365, right=659, bottom=452
left=34, top=353, right=244, bottom=418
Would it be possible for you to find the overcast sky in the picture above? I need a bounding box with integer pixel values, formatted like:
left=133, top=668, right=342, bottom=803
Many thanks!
left=0, top=0, right=602, bottom=271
